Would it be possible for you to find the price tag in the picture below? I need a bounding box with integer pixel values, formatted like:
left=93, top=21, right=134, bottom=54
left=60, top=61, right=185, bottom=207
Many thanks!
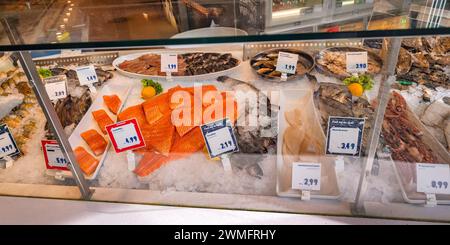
left=161, top=53, right=178, bottom=73
left=276, top=52, right=299, bottom=74
left=44, top=75, right=67, bottom=100
left=326, top=117, right=365, bottom=157
left=292, top=162, right=321, bottom=191
left=75, top=65, right=98, bottom=86
left=41, top=140, right=69, bottom=171
left=346, top=52, right=368, bottom=73
left=106, top=118, right=146, bottom=153
left=416, top=163, right=450, bottom=195
left=201, top=118, right=239, bottom=159
left=0, top=124, right=20, bottom=159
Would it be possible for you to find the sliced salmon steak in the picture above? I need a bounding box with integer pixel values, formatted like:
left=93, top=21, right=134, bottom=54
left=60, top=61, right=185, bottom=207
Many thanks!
left=74, top=146, right=99, bottom=176
left=140, top=114, right=174, bottom=156
left=170, top=127, right=205, bottom=159
left=80, top=129, right=107, bottom=156
left=103, top=95, right=122, bottom=115
left=142, top=93, right=171, bottom=125
left=117, top=104, right=146, bottom=127
left=92, top=109, right=114, bottom=134
left=134, top=151, right=169, bottom=177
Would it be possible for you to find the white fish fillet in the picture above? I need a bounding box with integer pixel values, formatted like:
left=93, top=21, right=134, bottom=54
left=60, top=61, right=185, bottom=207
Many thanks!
left=0, top=94, right=24, bottom=119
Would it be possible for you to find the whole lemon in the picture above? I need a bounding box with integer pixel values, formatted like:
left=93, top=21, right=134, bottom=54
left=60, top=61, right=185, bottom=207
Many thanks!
left=141, top=86, right=156, bottom=99
left=347, top=83, right=364, bottom=97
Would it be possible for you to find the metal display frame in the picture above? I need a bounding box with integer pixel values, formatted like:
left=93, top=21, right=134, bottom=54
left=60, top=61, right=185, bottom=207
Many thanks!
left=1, top=15, right=450, bottom=217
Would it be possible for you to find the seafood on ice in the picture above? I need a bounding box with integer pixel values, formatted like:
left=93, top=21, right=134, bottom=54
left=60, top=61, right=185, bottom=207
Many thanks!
left=119, top=84, right=239, bottom=177
left=381, top=91, right=438, bottom=164
left=316, top=48, right=382, bottom=78
left=80, top=129, right=107, bottom=156
left=92, top=109, right=114, bottom=135
left=103, top=95, right=122, bottom=115
left=118, top=53, right=239, bottom=76
left=397, top=36, right=449, bottom=89
left=314, top=83, right=375, bottom=155
left=217, top=76, right=278, bottom=178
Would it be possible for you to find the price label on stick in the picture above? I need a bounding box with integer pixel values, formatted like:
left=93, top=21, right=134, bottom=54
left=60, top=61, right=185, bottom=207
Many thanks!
left=161, top=53, right=178, bottom=73
left=44, top=75, right=67, bottom=100
left=292, top=162, right=321, bottom=191
left=416, top=163, right=450, bottom=195
left=106, top=118, right=146, bottom=153
left=346, top=52, right=368, bottom=73
left=326, top=117, right=364, bottom=157
left=75, top=65, right=98, bottom=86
left=0, top=124, right=20, bottom=159
left=276, top=52, right=299, bottom=74
left=41, top=140, right=69, bottom=171
left=201, top=118, right=239, bottom=159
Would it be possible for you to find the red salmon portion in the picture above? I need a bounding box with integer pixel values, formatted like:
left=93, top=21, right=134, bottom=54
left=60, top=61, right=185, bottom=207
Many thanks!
left=92, top=109, right=114, bottom=134
left=80, top=129, right=108, bottom=156
left=117, top=104, right=146, bottom=127
left=103, top=95, right=122, bottom=115
left=74, top=146, right=99, bottom=176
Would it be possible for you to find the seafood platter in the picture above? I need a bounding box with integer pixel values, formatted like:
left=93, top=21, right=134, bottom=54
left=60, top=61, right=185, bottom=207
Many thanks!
left=113, top=51, right=242, bottom=82
left=276, top=89, right=340, bottom=199
left=250, top=49, right=315, bottom=81
left=315, top=47, right=383, bottom=79
left=380, top=92, right=450, bottom=204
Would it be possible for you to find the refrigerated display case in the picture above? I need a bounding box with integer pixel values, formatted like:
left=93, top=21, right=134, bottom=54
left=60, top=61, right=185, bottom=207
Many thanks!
left=0, top=0, right=449, bottom=222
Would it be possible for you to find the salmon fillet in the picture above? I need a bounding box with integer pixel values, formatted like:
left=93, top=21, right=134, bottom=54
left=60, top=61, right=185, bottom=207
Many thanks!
left=117, top=104, right=146, bottom=127
left=80, top=129, right=107, bottom=156
left=140, top=113, right=175, bottom=156
left=74, top=146, right=99, bottom=176
left=92, top=109, right=114, bottom=134
left=134, top=151, right=169, bottom=177
left=103, top=95, right=122, bottom=115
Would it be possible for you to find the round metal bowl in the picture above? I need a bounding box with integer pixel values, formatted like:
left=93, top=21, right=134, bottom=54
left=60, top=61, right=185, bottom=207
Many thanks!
left=250, top=48, right=315, bottom=82
left=315, top=47, right=383, bottom=80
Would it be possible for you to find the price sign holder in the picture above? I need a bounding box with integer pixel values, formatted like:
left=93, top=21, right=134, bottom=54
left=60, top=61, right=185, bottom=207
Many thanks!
left=346, top=52, right=368, bottom=73
left=276, top=52, right=299, bottom=82
left=75, top=65, right=98, bottom=94
left=0, top=124, right=20, bottom=168
left=292, top=162, right=321, bottom=201
left=43, top=75, right=68, bottom=101
left=106, top=118, right=146, bottom=154
left=41, top=140, right=70, bottom=171
left=201, top=118, right=239, bottom=174
left=416, top=163, right=450, bottom=206
left=161, top=53, right=178, bottom=82
left=326, top=117, right=365, bottom=157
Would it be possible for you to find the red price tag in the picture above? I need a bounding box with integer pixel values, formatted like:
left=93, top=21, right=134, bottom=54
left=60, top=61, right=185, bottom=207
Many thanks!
left=41, top=140, right=70, bottom=171
left=106, top=118, right=146, bottom=153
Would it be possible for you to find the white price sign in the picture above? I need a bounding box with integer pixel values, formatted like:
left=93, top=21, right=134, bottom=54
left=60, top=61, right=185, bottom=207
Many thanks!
left=201, top=118, right=239, bottom=158
left=44, top=75, right=67, bottom=100
left=0, top=124, right=19, bottom=159
left=292, top=162, right=321, bottom=191
left=106, top=119, right=146, bottom=153
left=75, top=65, right=98, bottom=86
left=416, top=163, right=450, bottom=195
left=276, top=52, right=299, bottom=74
left=161, top=53, right=178, bottom=73
left=346, top=52, right=368, bottom=73
left=326, top=117, right=364, bottom=157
